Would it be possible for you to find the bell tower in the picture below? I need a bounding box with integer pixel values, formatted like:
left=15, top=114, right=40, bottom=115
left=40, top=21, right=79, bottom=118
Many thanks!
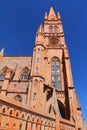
left=29, top=7, right=82, bottom=129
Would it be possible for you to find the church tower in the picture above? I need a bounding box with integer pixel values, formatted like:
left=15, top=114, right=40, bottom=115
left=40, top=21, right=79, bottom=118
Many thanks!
left=0, top=7, right=84, bottom=130
left=29, top=7, right=83, bottom=129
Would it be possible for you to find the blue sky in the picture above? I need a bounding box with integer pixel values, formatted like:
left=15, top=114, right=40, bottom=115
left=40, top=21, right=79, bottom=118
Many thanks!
left=0, top=0, right=87, bottom=121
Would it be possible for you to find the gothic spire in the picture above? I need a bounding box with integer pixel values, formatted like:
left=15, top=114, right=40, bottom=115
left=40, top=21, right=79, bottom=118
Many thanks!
left=48, top=7, right=57, bottom=20
left=36, top=23, right=44, bottom=34
left=0, top=45, right=5, bottom=57
left=58, top=12, right=61, bottom=20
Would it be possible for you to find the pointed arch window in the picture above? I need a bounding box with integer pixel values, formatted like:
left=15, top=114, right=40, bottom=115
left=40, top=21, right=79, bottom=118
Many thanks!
left=36, top=58, right=39, bottom=63
left=49, top=26, right=53, bottom=33
left=51, top=58, right=61, bottom=90
left=19, top=68, right=30, bottom=81
left=34, top=79, right=38, bottom=86
left=55, top=26, right=58, bottom=33
left=35, top=67, right=39, bottom=73
left=37, top=49, right=40, bottom=54
left=0, top=67, right=8, bottom=80
left=14, top=95, right=22, bottom=102
left=33, top=93, right=37, bottom=101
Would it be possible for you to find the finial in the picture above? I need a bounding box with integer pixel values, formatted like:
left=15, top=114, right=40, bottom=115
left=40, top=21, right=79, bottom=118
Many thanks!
left=0, top=45, right=6, bottom=57
left=48, top=6, right=57, bottom=20
left=58, top=12, right=61, bottom=20
left=45, top=12, right=47, bottom=19
left=36, top=23, right=44, bottom=34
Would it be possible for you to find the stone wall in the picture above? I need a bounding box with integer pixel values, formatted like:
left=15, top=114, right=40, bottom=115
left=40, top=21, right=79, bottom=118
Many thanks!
left=0, top=95, right=56, bottom=130
left=0, top=95, right=76, bottom=130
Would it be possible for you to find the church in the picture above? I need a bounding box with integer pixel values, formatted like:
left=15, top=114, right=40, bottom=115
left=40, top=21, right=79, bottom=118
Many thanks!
left=0, top=7, right=86, bottom=130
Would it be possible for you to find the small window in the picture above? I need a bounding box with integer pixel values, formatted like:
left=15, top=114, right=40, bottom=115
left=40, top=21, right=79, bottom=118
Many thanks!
left=0, top=67, right=8, bottom=80
left=33, top=93, right=37, bottom=101
left=19, top=68, right=30, bottom=81
left=35, top=67, right=39, bottom=73
left=14, top=95, right=22, bottom=102
left=37, top=49, right=40, bottom=54
left=36, top=58, right=39, bottom=63
left=34, top=79, right=38, bottom=86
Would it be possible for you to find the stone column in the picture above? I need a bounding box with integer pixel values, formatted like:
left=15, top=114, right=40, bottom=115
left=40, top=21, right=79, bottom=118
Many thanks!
left=43, top=90, right=47, bottom=111
left=45, top=126, right=48, bottom=130
left=8, top=117, right=14, bottom=129
left=1, top=115, right=6, bottom=127
left=36, top=118, right=41, bottom=130
left=15, top=119, right=20, bottom=130
left=32, top=122, right=36, bottom=130
left=64, top=48, right=73, bottom=88
left=64, top=48, right=76, bottom=120
left=21, top=121, right=26, bottom=130
left=55, top=115, right=60, bottom=130
left=49, top=126, right=52, bottom=130
left=41, top=125, right=45, bottom=130
left=27, top=122, right=32, bottom=130
left=27, top=81, right=32, bottom=106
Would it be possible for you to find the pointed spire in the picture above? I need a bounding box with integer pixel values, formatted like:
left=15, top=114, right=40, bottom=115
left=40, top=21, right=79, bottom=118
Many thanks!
left=58, top=12, right=61, bottom=20
left=36, top=23, right=44, bottom=34
left=0, top=45, right=5, bottom=57
left=48, top=7, right=57, bottom=20
left=45, top=12, right=47, bottom=19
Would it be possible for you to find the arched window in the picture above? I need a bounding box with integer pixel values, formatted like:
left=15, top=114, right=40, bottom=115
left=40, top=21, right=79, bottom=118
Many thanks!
left=49, top=26, right=53, bottom=33
left=35, top=67, right=39, bottom=73
left=14, top=95, right=22, bottom=102
left=0, top=67, right=8, bottom=80
left=51, top=58, right=61, bottom=90
left=36, top=58, right=39, bottom=63
left=34, top=79, right=38, bottom=86
left=37, top=49, right=40, bottom=54
left=33, top=93, right=37, bottom=101
left=55, top=26, right=58, bottom=33
left=19, top=68, right=30, bottom=81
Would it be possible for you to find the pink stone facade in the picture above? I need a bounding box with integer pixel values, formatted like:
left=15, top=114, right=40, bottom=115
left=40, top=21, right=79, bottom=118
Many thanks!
left=0, top=7, right=86, bottom=130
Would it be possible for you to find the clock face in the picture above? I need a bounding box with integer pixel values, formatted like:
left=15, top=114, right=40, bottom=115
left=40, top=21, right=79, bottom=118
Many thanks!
left=50, top=38, right=59, bottom=45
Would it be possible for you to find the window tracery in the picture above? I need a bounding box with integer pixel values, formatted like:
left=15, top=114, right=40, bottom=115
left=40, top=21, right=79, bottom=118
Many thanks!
left=33, top=93, right=37, bottom=101
left=51, top=58, right=61, bottom=90
left=19, top=68, right=30, bottom=81
left=49, top=26, right=53, bottom=33
left=14, top=95, right=22, bottom=102
left=0, top=67, right=8, bottom=80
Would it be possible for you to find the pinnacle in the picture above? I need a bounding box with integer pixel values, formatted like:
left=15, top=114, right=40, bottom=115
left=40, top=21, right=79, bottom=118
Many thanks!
left=0, top=45, right=5, bottom=57
left=48, top=7, right=57, bottom=20
left=58, top=12, right=61, bottom=20
left=36, top=23, right=44, bottom=34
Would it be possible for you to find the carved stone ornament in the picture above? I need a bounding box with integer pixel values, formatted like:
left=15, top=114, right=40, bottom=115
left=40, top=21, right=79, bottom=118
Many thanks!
left=49, top=37, right=59, bottom=45
left=47, top=37, right=63, bottom=48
